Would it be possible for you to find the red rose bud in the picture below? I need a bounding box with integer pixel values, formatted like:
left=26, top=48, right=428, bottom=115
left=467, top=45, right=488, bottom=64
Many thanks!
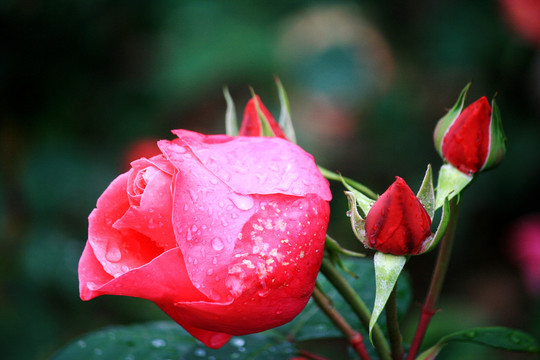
left=365, top=177, right=432, bottom=256
left=434, top=85, right=506, bottom=175
left=239, top=95, right=288, bottom=139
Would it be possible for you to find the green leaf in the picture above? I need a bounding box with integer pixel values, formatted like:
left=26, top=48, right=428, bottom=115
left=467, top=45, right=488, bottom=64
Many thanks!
left=369, top=252, right=407, bottom=342
left=416, top=164, right=435, bottom=219
left=52, top=321, right=296, bottom=360
left=275, top=77, right=297, bottom=143
left=435, top=164, right=473, bottom=210
left=417, top=327, right=539, bottom=360
left=223, top=86, right=238, bottom=136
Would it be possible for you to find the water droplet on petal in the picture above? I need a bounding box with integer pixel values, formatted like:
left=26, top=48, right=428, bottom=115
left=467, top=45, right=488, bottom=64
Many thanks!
left=212, top=237, right=224, bottom=251
left=212, top=257, right=218, bottom=265
left=207, top=268, right=213, bottom=275
left=106, top=244, right=122, bottom=262
left=229, top=193, right=254, bottom=211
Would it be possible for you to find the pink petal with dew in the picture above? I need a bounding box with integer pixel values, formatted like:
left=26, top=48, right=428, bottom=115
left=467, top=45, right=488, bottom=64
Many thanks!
left=169, top=194, right=329, bottom=335
left=79, top=244, right=208, bottom=304
left=116, top=158, right=177, bottom=250
left=88, top=173, right=163, bottom=278
left=159, top=139, right=259, bottom=301
left=170, top=130, right=331, bottom=201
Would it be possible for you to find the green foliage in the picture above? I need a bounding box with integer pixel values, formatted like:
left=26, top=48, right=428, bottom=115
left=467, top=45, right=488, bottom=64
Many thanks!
left=417, top=327, right=539, bottom=359
left=52, top=322, right=295, bottom=360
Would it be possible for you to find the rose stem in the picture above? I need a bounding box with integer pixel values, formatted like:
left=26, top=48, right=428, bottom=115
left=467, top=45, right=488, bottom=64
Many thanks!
left=312, top=287, right=371, bottom=360
left=320, top=258, right=391, bottom=360
left=386, top=284, right=403, bottom=360
left=405, top=197, right=460, bottom=359
left=297, top=349, right=333, bottom=360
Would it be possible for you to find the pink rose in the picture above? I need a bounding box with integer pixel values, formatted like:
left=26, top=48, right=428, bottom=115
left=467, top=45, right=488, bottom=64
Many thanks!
left=78, top=103, right=331, bottom=348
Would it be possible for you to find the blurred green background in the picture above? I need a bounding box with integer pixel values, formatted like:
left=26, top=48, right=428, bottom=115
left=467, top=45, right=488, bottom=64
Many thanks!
left=1, top=0, right=539, bottom=359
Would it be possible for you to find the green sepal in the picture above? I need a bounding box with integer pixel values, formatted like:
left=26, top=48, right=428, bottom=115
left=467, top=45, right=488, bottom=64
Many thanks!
left=249, top=88, right=276, bottom=137
left=416, top=327, right=539, bottom=360
left=369, top=252, right=407, bottom=343
left=433, top=83, right=471, bottom=157
left=435, top=164, right=473, bottom=210
left=344, top=191, right=368, bottom=247
left=275, top=77, right=297, bottom=144
left=223, top=87, right=238, bottom=136
left=416, top=164, right=435, bottom=219
left=420, top=196, right=451, bottom=254
left=317, top=165, right=379, bottom=200
left=342, top=175, right=376, bottom=217
left=481, top=97, right=506, bottom=172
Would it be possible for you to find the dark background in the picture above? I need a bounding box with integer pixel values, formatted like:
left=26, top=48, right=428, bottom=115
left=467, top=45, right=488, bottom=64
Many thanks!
left=1, top=0, right=539, bottom=359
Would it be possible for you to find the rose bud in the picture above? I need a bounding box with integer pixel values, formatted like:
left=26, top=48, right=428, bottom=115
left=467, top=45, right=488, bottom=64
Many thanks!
left=239, top=94, right=288, bottom=139
left=78, top=101, right=331, bottom=348
left=434, top=85, right=506, bottom=175
left=364, top=177, right=432, bottom=256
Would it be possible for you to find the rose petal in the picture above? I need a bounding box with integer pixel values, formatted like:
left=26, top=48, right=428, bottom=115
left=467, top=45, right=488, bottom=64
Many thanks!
left=116, top=159, right=177, bottom=250
left=169, top=130, right=331, bottom=201
left=88, top=173, right=164, bottom=277
left=79, top=244, right=208, bottom=304
left=157, top=302, right=232, bottom=349
left=168, top=194, right=329, bottom=335
left=158, top=139, right=259, bottom=301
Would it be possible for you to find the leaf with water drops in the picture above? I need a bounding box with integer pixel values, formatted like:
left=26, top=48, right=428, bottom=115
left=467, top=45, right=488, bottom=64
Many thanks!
left=51, top=321, right=296, bottom=360
left=416, top=326, right=539, bottom=360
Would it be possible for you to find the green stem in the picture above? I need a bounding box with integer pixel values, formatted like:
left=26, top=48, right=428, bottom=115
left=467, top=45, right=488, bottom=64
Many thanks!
left=312, top=287, right=371, bottom=360
left=317, top=166, right=378, bottom=199
left=320, top=258, right=391, bottom=360
left=386, top=285, right=403, bottom=360
left=406, top=197, right=460, bottom=359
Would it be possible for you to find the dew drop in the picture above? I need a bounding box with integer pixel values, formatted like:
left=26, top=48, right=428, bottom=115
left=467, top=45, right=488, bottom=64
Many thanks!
left=510, top=333, right=522, bottom=344
left=229, top=193, right=254, bottom=211
left=121, top=265, right=129, bottom=273
left=231, top=338, right=245, bottom=347
left=346, top=210, right=352, bottom=217
left=151, top=338, right=166, bottom=348
left=106, top=244, right=122, bottom=262
left=465, top=330, right=476, bottom=339
left=77, top=340, right=87, bottom=348
left=212, top=257, right=218, bottom=265
left=207, top=268, right=213, bottom=275
left=212, top=237, right=224, bottom=251
left=194, top=348, right=206, bottom=357
left=189, top=189, right=199, bottom=201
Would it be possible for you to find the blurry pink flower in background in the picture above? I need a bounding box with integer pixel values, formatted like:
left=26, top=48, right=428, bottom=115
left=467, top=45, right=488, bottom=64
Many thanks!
left=500, top=0, right=540, bottom=47
left=508, top=213, right=540, bottom=295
